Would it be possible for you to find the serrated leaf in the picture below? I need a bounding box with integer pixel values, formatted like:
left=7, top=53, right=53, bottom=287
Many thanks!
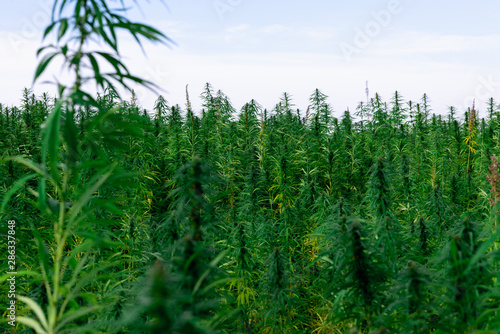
left=16, top=316, right=48, bottom=334
left=18, top=296, right=49, bottom=331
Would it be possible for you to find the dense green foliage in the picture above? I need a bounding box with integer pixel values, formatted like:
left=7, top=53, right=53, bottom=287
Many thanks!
left=4, top=85, right=500, bottom=333
left=2, top=1, right=500, bottom=333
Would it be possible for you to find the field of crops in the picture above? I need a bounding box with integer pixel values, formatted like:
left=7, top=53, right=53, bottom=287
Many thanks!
left=3, top=84, right=500, bottom=333
left=2, top=1, right=500, bottom=333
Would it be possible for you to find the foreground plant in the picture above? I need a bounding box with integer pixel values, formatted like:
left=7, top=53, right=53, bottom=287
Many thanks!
left=1, top=0, right=170, bottom=332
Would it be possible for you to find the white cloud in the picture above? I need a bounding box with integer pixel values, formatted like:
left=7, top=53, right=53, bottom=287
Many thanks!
left=368, top=31, right=500, bottom=56
left=259, top=24, right=289, bottom=34
left=303, top=27, right=337, bottom=42
left=224, top=24, right=251, bottom=42
left=227, top=24, right=250, bottom=33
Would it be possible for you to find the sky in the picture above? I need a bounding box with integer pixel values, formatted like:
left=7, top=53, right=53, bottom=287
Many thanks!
left=1, top=0, right=500, bottom=118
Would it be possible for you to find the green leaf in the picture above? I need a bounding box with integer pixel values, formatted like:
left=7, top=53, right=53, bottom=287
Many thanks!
left=71, top=90, right=101, bottom=110
left=87, top=54, right=103, bottom=89
left=67, top=162, right=117, bottom=228
left=63, top=240, right=93, bottom=284
left=0, top=271, right=40, bottom=283
left=193, top=250, right=228, bottom=295
left=96, top=51, right=128, bottom=75
left=57, top=18, right=68, bottom=41
left=4, top=156, right=46, bottom=176
left=41, top=101, right=62, bottom=185
left=16, top=316, right=48, bottom=334
left=38, top=175, right=47, bottom=214
left=63, top=109, right=79, bottom=164
left=55, top=305, right=102, bottom=332
left=34, top=52, right=57, bottom=83
left=43, top=22, right=56, bottom=39
left=465, top=227, right=500, bottom=276
left=18, top=296, right=49, bottom=332
left=32, top=228, right=51, bottom=283
left=0, top=173, right=37, bottom=214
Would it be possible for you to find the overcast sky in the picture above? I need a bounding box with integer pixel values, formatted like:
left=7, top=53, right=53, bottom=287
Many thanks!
left=1, top=0, right=500, bottom=117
